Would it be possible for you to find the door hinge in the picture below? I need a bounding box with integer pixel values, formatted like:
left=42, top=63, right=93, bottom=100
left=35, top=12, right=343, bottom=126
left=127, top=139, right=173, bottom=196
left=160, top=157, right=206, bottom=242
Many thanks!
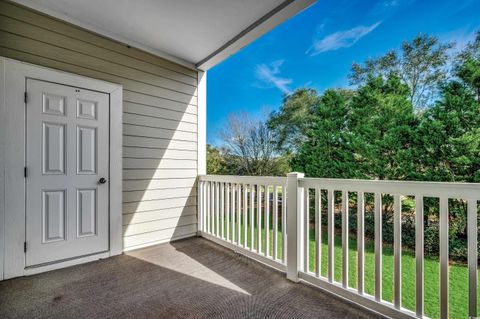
left=24, top=92, right=28, bottom=104
left=24, top=167, right=27, bottom=178
left=24, top=242, right=27, bottom=253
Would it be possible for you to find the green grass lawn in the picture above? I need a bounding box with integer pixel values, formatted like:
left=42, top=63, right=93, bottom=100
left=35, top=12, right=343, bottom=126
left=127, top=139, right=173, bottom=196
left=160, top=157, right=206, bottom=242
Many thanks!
left=208, top=210, right=474, bottom=319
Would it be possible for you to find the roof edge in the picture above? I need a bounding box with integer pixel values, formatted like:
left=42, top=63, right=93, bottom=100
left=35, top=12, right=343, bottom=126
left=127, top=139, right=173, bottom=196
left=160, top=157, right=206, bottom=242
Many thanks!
left=195, top=0, right=316, bottom=70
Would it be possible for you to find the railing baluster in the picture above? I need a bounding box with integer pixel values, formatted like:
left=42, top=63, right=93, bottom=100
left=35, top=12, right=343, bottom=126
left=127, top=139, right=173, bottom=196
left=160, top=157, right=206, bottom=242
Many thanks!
left=226, top=183, right=230, bottom=241
left=394, top=194, right=402, bottom=309
left=357, top=191, right=364, bottom=294
left=231, top=183, right=236, bottom=243
left=199, top=180, right=204, bottom=233
left=220, top=182, right=225, bottom=239
left=374, top=193, right=382, bottom=301
left=273, top=186, right=279, bottom=260
left=212, top=182, right=216, bottom=235
left=468, top=199, right=477, bottom=318
left=210, top=182, right=217, bottom=236
left=439, top=197, right=448, bottom=319
left=250, top=184, right=255, bottom=251
left=237, top=183, right=241, bottom=245
left=342, top=190, right=348, bottom=288
left=415, top=194, right=424, bottom=318
left=257, top=185, right=262, bottom=254
left=304, top=187, right=310, bottom=273
left=215, top=182, right=219, bottom=236
left=315, top=187, right=321, bottom=277
left=243, top=184, right=248, bottom=249
left=328, top=189, right=334, bottom=283
left=207, top=182, right=211, bottom=234
left=282, top=186, right=287, bottom=263
left=265, top=185, right=270, bottom=257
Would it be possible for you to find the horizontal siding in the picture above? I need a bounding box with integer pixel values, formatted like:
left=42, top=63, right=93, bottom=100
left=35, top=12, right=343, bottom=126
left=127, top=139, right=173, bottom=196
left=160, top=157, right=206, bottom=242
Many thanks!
left=123, top=123, right=197, bottom=141
left=123, top=215, right=197, bottom=237
left=123, top=91, right=197, bottom=115
left=123, top=113, right=197, bottom=131
left=0, top=1, right=197, bottom=78
left=123, top=178, right=197, bottom=192
left=123, top=206, right=197, bottom=225
left=123, top=102, right=197, bottom=123
left=123, top=159, right=197, bottom=170
left=0, top=17, right=197, bottom=94
left=123, top=196, right=197, bottom=214
left=123, top=224, right=197, bottom=250
left=123, top=147, right=197, bottom=160
left=123, top=136, right=197, bottom=150
left=0, top=0, right=198, bottom=250
left=123, top=187, right=197, bottom=203
left=123, top=169, right=197, bottom=180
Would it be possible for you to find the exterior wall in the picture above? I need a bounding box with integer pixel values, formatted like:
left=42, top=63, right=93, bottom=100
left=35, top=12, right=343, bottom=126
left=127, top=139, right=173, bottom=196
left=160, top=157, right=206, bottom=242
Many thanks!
left=0, top=0, right=198, bottom=250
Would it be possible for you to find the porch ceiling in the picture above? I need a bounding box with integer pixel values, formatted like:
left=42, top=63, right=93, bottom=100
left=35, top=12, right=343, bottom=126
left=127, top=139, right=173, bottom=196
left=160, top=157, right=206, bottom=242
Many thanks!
left=11, top=0, right=315, bottom=70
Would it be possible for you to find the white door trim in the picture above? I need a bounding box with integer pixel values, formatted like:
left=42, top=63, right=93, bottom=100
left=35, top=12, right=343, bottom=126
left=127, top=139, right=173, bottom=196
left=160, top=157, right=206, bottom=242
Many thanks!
left=0, top=57, right=123, bottom=280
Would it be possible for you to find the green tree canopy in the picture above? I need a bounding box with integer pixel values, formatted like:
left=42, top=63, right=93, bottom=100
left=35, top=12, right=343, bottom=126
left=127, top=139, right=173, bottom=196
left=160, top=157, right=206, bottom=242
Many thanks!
left=350, top=34, right=453, bottom=109
left=266, top=88, right=320, bottom=153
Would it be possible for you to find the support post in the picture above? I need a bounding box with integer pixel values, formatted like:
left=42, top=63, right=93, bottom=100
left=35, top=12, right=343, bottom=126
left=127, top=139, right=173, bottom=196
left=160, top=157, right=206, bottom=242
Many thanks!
left=286, top=172, right=304, bottom=282
left=197, top=70, right=206, bottom=236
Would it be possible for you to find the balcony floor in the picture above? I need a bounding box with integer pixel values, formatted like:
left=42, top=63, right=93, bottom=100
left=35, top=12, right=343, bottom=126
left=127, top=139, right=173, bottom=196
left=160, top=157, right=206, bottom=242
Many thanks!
left=0, top=237, right=383, bottom=319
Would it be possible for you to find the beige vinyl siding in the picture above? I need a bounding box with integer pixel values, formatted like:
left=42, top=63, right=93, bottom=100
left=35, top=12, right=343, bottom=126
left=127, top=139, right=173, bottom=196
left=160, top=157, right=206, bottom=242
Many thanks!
left=0, top=0, right=198, bottom=250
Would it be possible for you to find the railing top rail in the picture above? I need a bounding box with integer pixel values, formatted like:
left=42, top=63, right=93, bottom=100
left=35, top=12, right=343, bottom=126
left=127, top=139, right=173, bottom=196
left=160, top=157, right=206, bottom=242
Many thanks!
left=199, top=174, right=287, bottom=186
left=299, top=177, right=480, bottom=199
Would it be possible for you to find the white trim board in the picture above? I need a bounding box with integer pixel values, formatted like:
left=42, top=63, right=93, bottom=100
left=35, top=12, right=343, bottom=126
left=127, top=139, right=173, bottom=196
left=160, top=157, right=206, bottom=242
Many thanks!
left=0, top=57, right=5, bottom=281
left=0, top=57, right=123, bottom=280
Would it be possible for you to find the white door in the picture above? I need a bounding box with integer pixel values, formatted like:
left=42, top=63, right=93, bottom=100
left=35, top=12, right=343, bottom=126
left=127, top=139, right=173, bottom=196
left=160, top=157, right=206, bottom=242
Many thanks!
left=25, top=79, right=110, bottom=267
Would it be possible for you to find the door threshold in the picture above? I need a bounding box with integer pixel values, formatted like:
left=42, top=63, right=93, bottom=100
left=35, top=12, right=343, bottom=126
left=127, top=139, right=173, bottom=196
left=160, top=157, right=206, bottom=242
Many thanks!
left=24, top=251, right=110, bottom=276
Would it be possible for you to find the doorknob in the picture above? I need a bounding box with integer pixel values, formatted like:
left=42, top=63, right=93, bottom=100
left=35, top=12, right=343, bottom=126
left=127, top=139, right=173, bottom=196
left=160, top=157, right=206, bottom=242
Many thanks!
left=98, top=177, right=107, bottom=184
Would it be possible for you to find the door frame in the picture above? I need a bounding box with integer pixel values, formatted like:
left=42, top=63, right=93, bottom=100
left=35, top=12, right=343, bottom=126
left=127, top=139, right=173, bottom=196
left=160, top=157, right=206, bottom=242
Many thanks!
left=0, top=57, right=123, bottom=280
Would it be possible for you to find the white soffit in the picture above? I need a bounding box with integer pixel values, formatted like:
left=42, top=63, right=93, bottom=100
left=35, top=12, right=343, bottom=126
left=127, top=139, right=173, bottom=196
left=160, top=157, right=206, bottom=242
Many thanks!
left=11, top=0, right=315, bottom=70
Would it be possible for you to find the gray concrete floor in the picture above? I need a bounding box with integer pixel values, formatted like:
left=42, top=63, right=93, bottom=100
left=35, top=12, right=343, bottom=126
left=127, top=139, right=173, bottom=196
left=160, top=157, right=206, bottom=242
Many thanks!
left=0, top=237, right=384, bottom=319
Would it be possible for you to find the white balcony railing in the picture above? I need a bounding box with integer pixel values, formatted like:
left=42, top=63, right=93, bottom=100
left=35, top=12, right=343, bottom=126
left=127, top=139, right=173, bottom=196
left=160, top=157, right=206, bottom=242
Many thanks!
left=198, top=174, right=480, bottom=319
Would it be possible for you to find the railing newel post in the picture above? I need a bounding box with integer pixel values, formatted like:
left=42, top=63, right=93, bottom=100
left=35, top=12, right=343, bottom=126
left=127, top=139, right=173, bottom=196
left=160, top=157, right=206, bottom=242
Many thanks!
left=286, top=172, right=304, bottom=282
left=197, top=176, right=204, bottom=236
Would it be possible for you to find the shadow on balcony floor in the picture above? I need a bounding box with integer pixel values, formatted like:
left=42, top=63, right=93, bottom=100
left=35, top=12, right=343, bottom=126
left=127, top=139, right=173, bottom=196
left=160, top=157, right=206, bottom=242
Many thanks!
left=0, top=237, right=384, bottom=319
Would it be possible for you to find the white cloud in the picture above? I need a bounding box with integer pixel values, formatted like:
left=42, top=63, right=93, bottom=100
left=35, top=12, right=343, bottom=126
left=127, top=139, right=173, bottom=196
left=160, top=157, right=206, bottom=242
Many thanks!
left=254, top=60, right=292, bottom=94
left=307, top=21, right=382, bottom=55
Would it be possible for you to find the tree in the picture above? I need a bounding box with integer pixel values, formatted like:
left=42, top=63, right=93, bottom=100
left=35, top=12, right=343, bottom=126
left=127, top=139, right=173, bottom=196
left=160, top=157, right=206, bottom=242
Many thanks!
left=207, top=144, right=226, bottom=174
left=294, top=75, right=417, bottom=180
left=291, top=89, right=358, bottom=178
left=456, top=30, right=480, bottom=61
left=267, top=88, right=320, bottom=152
left=220, top=113, right=290, bottom=176
left=348, top=74, right=417, bottom=180
left=456, top=58, right=480, bottom=101
left=455, top=31, right=480, bottom=101
left=350, top=34, right=453, bottom=109
left=416, top=73, right=480, bottom=182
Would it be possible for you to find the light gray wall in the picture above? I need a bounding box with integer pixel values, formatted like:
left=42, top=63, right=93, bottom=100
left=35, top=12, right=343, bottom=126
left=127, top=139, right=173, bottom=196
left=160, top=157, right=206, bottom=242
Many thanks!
left=0, top=0, right=198, bottom=250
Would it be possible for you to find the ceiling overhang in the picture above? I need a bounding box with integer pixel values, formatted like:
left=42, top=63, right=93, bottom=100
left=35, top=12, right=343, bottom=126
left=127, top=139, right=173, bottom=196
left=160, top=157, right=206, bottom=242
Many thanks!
left=11, top=0, right=315, bottom=71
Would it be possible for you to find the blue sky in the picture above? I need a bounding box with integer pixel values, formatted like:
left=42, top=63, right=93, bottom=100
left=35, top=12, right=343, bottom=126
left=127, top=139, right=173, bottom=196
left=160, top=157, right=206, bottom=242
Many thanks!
left=206, top=0, right=480, bottom=145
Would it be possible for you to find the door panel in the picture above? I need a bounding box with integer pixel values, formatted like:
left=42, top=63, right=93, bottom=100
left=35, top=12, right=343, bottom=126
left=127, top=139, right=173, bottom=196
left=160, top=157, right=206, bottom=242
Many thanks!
left=42, top=190, right=66, bottom=242
left=42, top=122, right=66, bottom=175
left=77, top=126, right=97, bottom=174
left=77, top=189, right=97, bottom=237
left=26, top=79, right=109, bottom=267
